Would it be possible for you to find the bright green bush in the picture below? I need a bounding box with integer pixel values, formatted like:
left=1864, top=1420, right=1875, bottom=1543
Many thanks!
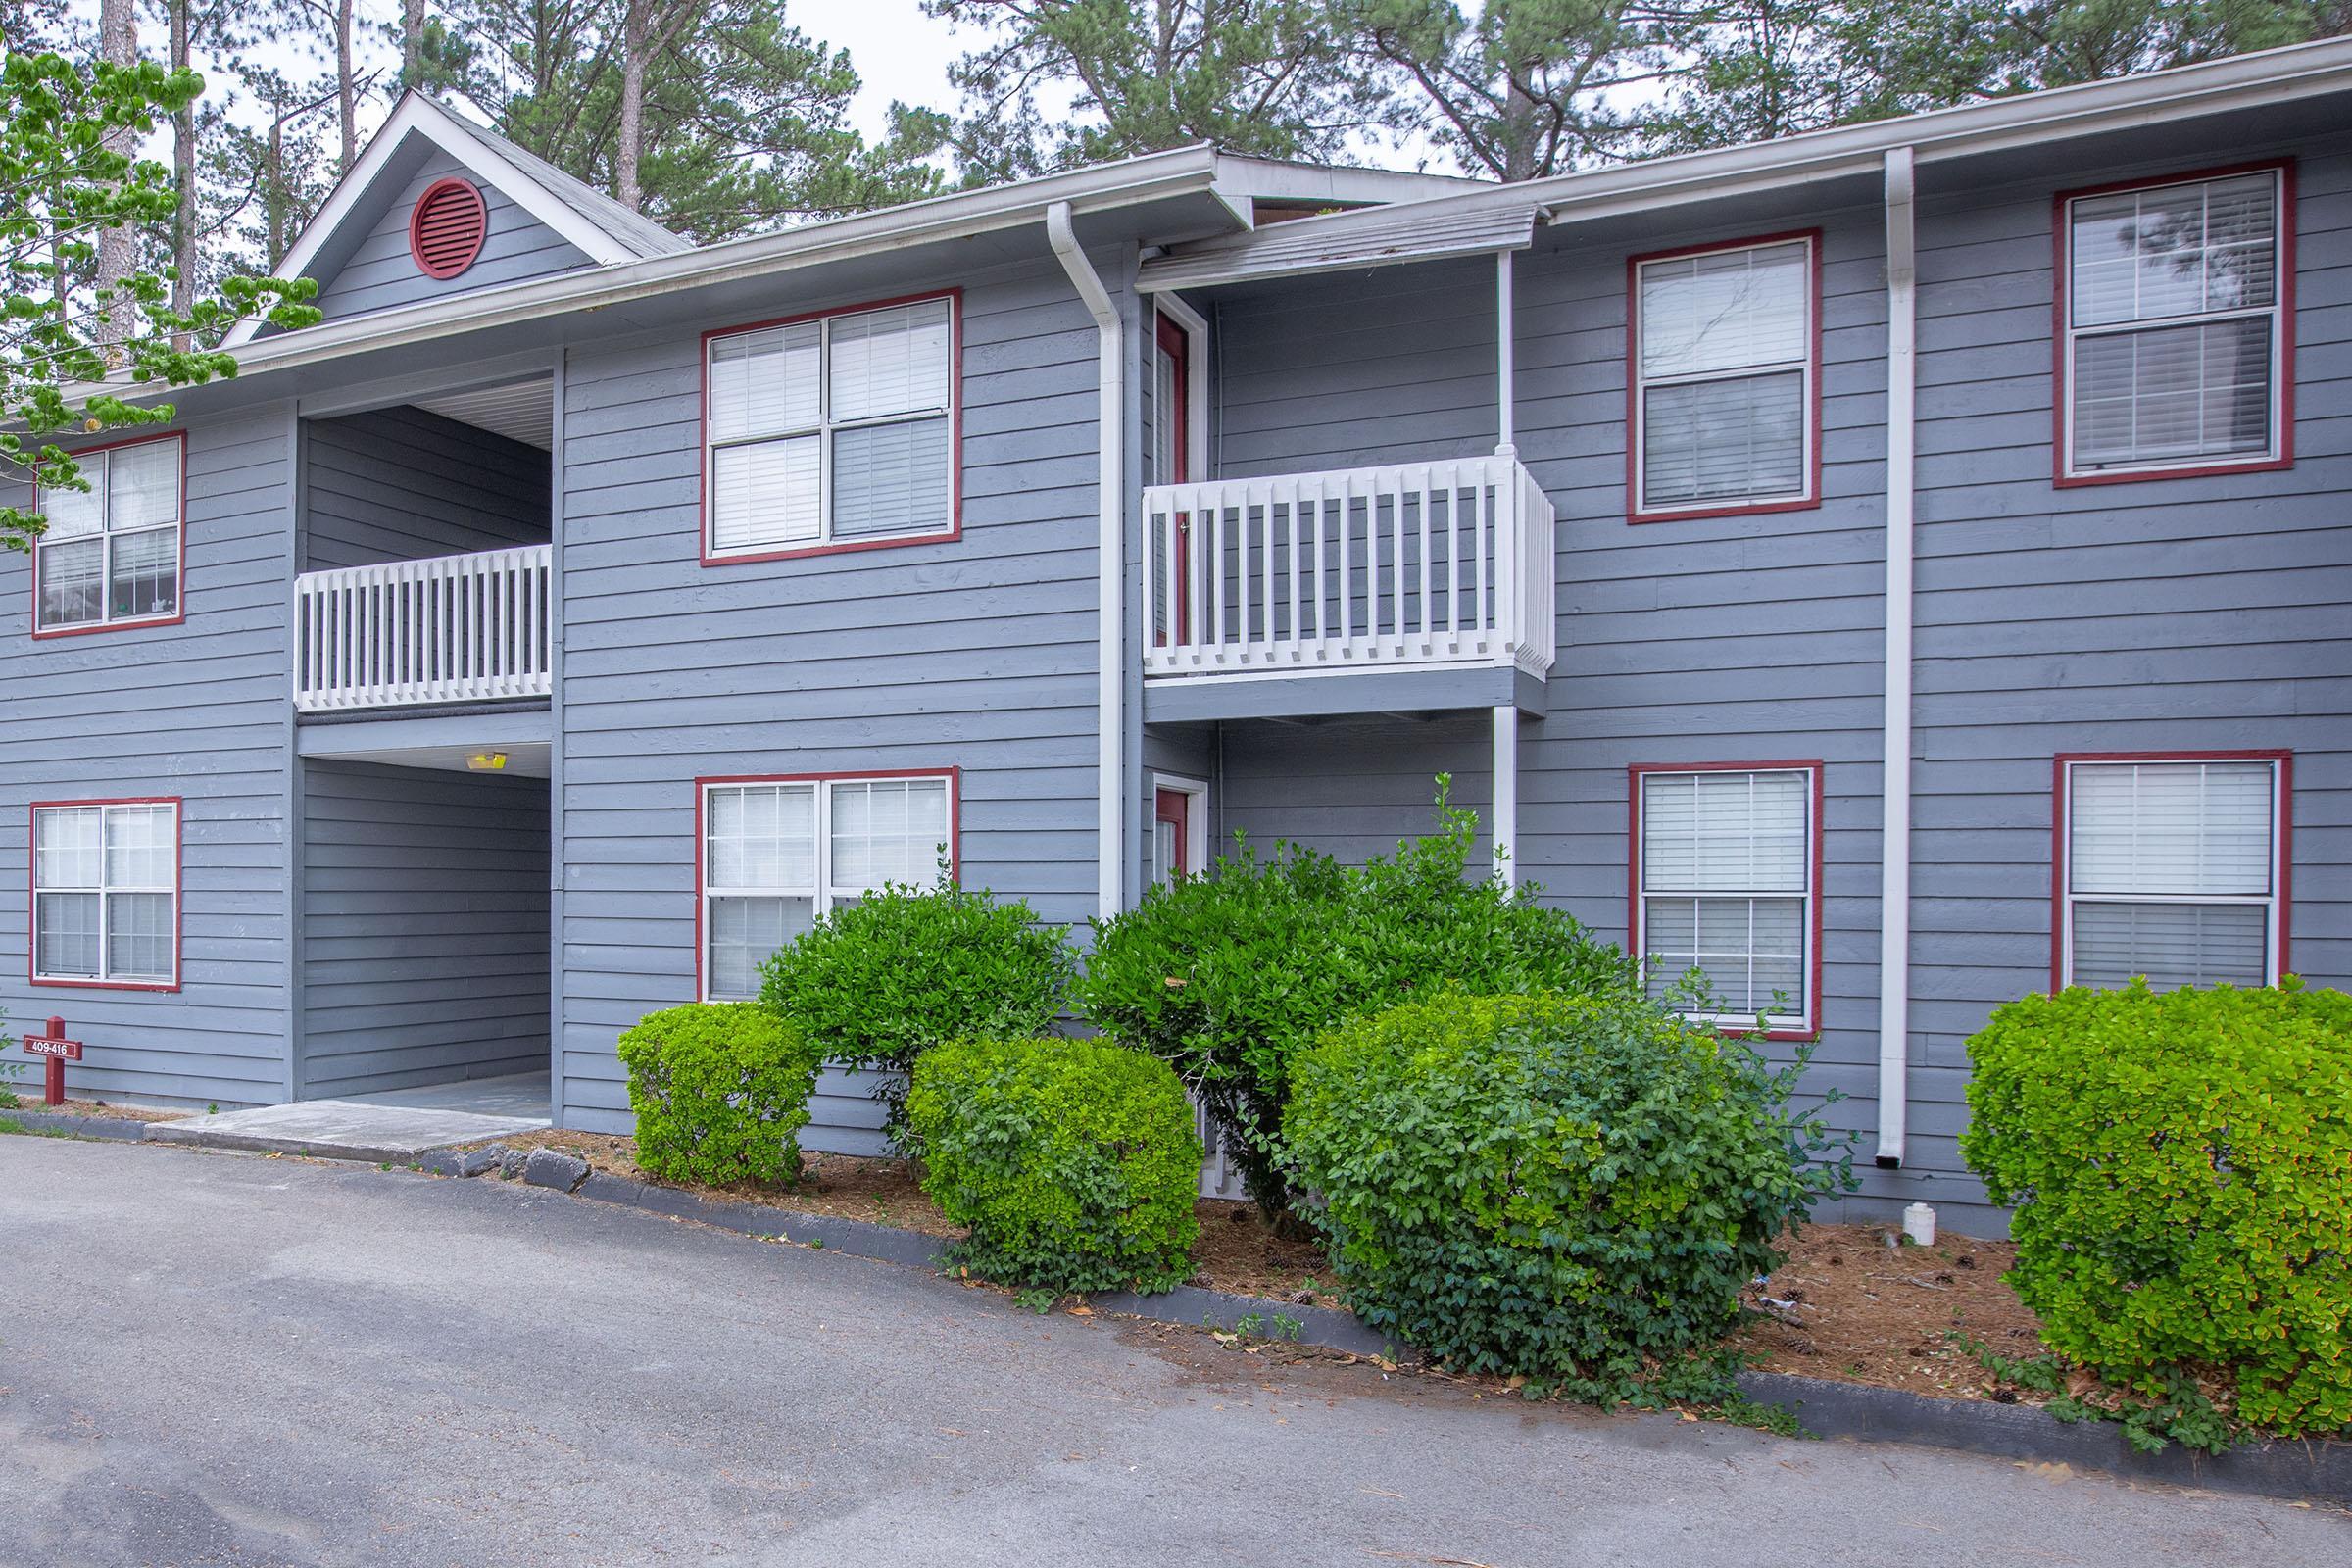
left=760, top=877, right=1075, bottom=1143
left=617, top=1003, right=824, bottom=1186
left=1075, top=782, right=1637, bottom=1217
left=1285, top=991, right=1849, bottom=1391
left=906, top=1037, right=1203, bottom=1295
left=1963, top=980, right=2352, bottom=1436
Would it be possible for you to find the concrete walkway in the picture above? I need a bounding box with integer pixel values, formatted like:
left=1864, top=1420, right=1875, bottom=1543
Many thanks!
left=144, top=1098, right=543, bottom=1161
left=346, top=1068, right=553, bottom=1120
left=0, top=1134, right=2336, bottom=1568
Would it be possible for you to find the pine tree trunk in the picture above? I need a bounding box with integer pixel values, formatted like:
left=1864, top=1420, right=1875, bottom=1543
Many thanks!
left=617, top=1, right=649, bottom=212
left=96, top=0, right=138, bottom=357
left=402, top=0, right=426, bottom=87
left=267, top=119, right=288, bottom=267
left=171, top=0, right=196, bottom=351
left=336, top=0, right=358, bottom=170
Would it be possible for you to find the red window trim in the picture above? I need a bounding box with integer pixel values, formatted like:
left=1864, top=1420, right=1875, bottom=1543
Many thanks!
left=1624, top=229, right=1825, bottom=524
left=698, top=289, right=964, bottom=567
left=27, top=795, right=184, bottom=993
left=2050, top=160, right=2295, bottom=488
left=1627, top=760, right=1825, bottom=1043
left=2047, top=749, right=2292, bottom=994
left=29, top=430, right=188, bottom=640
left=408, top=176, right=489, bottom=280
left=692, top=767, right=962, bottom=1002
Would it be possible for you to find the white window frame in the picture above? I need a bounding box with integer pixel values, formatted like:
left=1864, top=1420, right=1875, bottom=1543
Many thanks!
left=698, top=770, right=957, bottom=1003
left=1149, top=771, right=1209, bottom=887
left=2059, top=167, right=2288, bottom=480
left=1631, top=234, right=1817, bottom=518
left=33, top=433, right=186, bottom=634
left=30, top=798, right=181, bottom=989
left=1634, top=764, right=1818, bottom=1034
left=702, top=294, right=958, bottom=561
left=2057, top=755, right=2285, bottom=990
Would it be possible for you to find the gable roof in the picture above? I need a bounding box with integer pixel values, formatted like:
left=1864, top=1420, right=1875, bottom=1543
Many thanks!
left=223, top=92, right=690, bottom=348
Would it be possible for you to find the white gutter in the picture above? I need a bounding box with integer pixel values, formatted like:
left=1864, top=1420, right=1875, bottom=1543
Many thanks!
left=1876, top=147, right=1918, bottom=1169
left=1046, top=201, right=1126, bottom=920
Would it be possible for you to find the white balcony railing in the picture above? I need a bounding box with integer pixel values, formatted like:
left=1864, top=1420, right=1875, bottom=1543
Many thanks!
left=294, top=544, right=552, bottom=712
left=1142, top=455, right=1555, bottom=681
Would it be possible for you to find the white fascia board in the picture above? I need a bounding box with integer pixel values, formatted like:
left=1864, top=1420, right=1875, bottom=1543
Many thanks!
left=222, top=94, right=646, bottom=349
left=122, top=146, right=1227, bottom=400
left=1143, top=36, right=2352, bottom=289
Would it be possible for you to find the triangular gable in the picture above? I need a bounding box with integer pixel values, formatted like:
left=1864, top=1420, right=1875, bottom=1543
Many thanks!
left=225, top=94, right=689, bottom=347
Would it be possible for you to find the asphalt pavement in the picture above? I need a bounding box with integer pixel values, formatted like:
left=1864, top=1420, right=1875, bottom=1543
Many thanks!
left=0, top=1133, right=2339, bottom=1567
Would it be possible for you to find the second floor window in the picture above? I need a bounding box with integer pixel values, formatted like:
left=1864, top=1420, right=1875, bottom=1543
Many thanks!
left=704, top=295, right=956, bottom=561
left=2061, top=168, right=2287, bottom=479
left=701, top=772, right=955, bottom=1001
left=1632, top=235, right=1816, bottom=517
left=35, top=434, right=183, bottom=634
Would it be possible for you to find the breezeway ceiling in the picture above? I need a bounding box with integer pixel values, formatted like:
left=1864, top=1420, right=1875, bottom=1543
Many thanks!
left=320, top=741, right=553, bottom=778
left=414, top=376, right=555, bottom=450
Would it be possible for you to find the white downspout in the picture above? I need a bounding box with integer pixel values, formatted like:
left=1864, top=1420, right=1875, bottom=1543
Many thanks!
left=1876, top=148, right=1918, bottom=1168
left=1047, top=201, right=1126, bottom=919
left=1493, top=249, right=1519, bottom=888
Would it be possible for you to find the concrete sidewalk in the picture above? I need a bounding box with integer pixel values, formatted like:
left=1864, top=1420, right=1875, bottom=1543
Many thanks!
left=0, top=1135, right=2336, bottom=1568
left=142, top=1098, right=544, bottom=1160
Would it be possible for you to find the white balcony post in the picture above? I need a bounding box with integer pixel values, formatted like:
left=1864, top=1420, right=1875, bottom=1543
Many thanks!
left=1495, top=250, right=1516, bottom=460
left=1492, top=704, right=1518, bottom=889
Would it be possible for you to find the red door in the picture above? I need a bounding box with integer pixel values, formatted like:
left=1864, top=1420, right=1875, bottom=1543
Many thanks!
left=1153, top=787, right=1192, bottom=885
left=1153, top=314, right=1191, bottom=645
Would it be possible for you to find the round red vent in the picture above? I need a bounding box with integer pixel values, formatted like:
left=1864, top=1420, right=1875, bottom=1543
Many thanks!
left=409, top=177, right=488, bottom=279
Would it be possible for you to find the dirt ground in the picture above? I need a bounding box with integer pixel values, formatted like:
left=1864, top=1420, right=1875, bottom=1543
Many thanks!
left=1733, top=1223, right=2046, bottom=1399
left=0, top=1094, right=186, bottom=1124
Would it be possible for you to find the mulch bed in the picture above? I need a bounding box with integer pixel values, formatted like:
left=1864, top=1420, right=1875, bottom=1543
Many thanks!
left=0, top=1096, right=186, bottom=1124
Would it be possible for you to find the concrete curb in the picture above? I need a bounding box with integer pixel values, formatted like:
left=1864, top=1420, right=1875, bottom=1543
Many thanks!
left=1737, top=1371, right=2352, bottom=1504
left=0, top=1108, right=152, bottom=1142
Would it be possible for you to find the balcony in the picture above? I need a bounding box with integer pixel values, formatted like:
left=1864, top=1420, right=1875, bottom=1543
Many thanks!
left=294, top=545, right=553, bottom=712
left=1142, top=454, right=1554, bottom=688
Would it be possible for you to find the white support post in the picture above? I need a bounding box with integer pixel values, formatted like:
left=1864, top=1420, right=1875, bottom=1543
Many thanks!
left=1494, top=251, right=1516, bottom=459
left=1877, top=146, right=1919, bottom=1169
left=1492, top=704, right=1518, bottom=889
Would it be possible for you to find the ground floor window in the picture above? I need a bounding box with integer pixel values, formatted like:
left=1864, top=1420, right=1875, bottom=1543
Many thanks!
left=698, top=771, right=956, bottom=1001
left=2057, top=753, right=2286, bottom=991
left=1631, top=762, right=1819, bottom=1033
left=31, top=798, right=180, bottom=988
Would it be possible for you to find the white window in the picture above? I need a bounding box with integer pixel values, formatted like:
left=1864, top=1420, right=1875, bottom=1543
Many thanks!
left=36, top=436, right=183, bottom=632
left=1636, top=766, right=1815, bottom=1030
left=2060, top=758, right=2283, bottom=991
left=705, top=296, right=956, bottom=558
left=1633, top=237, right=1815, bottom=515
left=32, top=800, right=179, bottom=987
left=701, top=773, right=954, bottom=1001
left=2062, top=169, right=2286, bottom=477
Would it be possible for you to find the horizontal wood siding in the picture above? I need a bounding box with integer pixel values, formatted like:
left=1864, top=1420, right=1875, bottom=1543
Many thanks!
left=1903, top=132, right=2352, bottom=1184
left=556, top=256, right=1114, bottom=1147
left=0, top=410, right=297, bottom=1108
left=299, top=760, right=550, bottom=1099
left=302, top=405, right=551, bottom=569
left=1204, top=210, right=1909, bottom=1206
left=312, top=151, right=593, bottom=322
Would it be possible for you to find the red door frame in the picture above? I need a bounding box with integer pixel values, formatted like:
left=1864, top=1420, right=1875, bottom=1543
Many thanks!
left=1154, top=787, right=1192, bottom=880
left=1154, top=313, right=1192, bottom=645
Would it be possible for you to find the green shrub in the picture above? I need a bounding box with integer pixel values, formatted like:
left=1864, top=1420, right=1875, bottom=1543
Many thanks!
left=617, top=1003, right=824, bottom=1186
left=1075, top=781, right=1637, bottom=1217
left=906, top=1037, right=1203, bottom=1295
left=1963, top=980, right=2352, bottom=1436
left=760, top=876, right=1075, bottom=1143
left=1285, top=991, right=1849, bottom=1392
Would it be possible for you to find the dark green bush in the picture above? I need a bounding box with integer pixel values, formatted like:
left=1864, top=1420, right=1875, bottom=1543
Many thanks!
left=1284, top=991, right=1849, bottom=1392
left=1963, top=980, right=2352, bottom=1436
left=617, top=1003, right=824, bottom=1186
left=906, top=1036, right=1202, bottom=1295
left=1075, top=782, right=1637, bottom=1216
left=760, top=876, right=1075, bottom=1143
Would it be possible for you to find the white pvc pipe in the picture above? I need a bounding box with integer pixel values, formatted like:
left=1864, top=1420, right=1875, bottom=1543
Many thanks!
left=1494, top=251, right=1516, bottom=457
left=1876, top=147, right=1918, bottom=1168
left=1046, top=201, right=1126, bottom=919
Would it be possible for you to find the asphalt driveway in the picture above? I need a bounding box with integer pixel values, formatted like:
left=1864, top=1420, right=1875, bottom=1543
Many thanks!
left=0, top=1134, right=2337, bottom=1567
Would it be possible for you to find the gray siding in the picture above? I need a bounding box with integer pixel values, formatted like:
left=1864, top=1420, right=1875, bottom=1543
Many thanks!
left=1902, top=132, right=2352, bottom=1190
left=299, top=760, right=550, bottom=1099
left=555, top=256, right=1116, bottom=1147
left=312, top=151, right=593, bottom=322
left=302, top=405, right=550, bottom=569
left=0, top=410, right=298, bottom=1109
